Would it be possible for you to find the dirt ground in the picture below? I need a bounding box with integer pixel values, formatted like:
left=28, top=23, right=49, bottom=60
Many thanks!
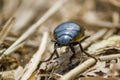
left=0, top=0, right=120, bottom=80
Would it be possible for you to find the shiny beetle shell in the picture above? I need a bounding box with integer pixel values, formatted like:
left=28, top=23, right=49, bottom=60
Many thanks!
left=54, top=21, right=85, bottom=46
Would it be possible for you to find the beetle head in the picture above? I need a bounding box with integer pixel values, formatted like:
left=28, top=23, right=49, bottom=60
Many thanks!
left=57, top=35, right=72, bottom=46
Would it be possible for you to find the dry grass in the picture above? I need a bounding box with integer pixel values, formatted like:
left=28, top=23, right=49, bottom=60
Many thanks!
left=0, top=0, right=120, bottom=80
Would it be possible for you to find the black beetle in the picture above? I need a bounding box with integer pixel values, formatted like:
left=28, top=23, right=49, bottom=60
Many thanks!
left=54, top=21, right=85, bottom=46
left=43, top=21, right=96, bottom=63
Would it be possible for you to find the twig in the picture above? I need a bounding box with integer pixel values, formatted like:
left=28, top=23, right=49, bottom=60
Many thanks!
left=18, top=32, right=48, bottom=80
left=5, top=37, right=39, bottom=47
left=0, top=0, right=68, bottom=60
left=82, top=29, right=108, bottom=49
left=112, top=12, right=119, bottom=24
left=86, top=20, right=120, bottom=28
left=0, top=66, right=23, bottom=80
left=99, top=54, right=120, bottom=61
left=101, top=12, right=119, bottom=39
left=103, top=29, right=116, bottom=39
left=57, top=53, right=120, bottom=80
left=5, top=42, right=25, bottom=55
left=87, top=35, right=120, bottom=55
left=58, top=58, right=96, bottom=80
left=82, top=12, right=120, bottom=28
left=0, top=69, right=14, bottom=80
left=12, top=0, right=50, bottom=34
left=109, top=0, right=120, bottom=7
left=2, top=0, right=19, bottom=20
left=0, top=17, right=15, bottom=45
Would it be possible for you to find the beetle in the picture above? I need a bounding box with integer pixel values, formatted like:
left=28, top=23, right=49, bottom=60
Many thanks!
left=42, top=21, right=97, bottom=63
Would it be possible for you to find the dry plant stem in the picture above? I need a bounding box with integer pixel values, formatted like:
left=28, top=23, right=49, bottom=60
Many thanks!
left=0, top=0, right=68, bottom=59
left=0, top=17, right=15, bottom=45
left=12, top=0, right=48, bottom=34
left=99, top=54, right=120, bottom=61
left=103, top=29, right=116, bottom=39
left=3, top=0, right=19, bottom=20
left=5, top=36, right=40, bottom=48
left=18, top=32, right=48, bottom=80
left=6, top=42, right=24, bottom=55
left=5, top=37, right=38, bottom=47
left=0, top=65, right=23, bottom=80
left=58, top=58, right=96, bottom=80
left=109, top=0, right=120, bottom=7
left=82, top=29, right=107, bottom=48
left=112, top=12, right=119, bottom=24
left=93, top=21, right=120, bottom=28
left=0, top=70, right=14, bottom=80
left=58, top=53, right=120, bottom=80
left=102, top=12, right=119, bottom=39
left=83, top=19, right=120, bottom=28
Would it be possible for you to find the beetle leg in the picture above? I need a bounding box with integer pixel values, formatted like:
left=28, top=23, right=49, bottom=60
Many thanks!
left=40, top=43, right=59, bottom=62
left=69, top=44, right=76, bottom=63
left=40, top=52, right=55, bottom=62
left=54, top=42, right=59, bottom=58
left=78, top=43, right=97, bottom=62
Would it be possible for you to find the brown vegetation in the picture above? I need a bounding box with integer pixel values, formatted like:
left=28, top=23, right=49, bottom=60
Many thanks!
left=0, top=0, right=120, bottom=80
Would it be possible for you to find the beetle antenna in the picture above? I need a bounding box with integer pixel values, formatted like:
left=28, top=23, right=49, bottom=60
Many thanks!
left=79, top=36, right=90, bottom=43
left=40, top=42, right=59, bottom=62
left=51, top=39, right=57, bottom=42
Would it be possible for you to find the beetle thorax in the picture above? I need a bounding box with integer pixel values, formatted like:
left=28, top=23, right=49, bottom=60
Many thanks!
left=57, top=35, right=72, bottom=46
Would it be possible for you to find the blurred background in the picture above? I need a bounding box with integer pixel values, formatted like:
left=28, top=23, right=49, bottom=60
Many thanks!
left=0, top=0, right=120, bottom=80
